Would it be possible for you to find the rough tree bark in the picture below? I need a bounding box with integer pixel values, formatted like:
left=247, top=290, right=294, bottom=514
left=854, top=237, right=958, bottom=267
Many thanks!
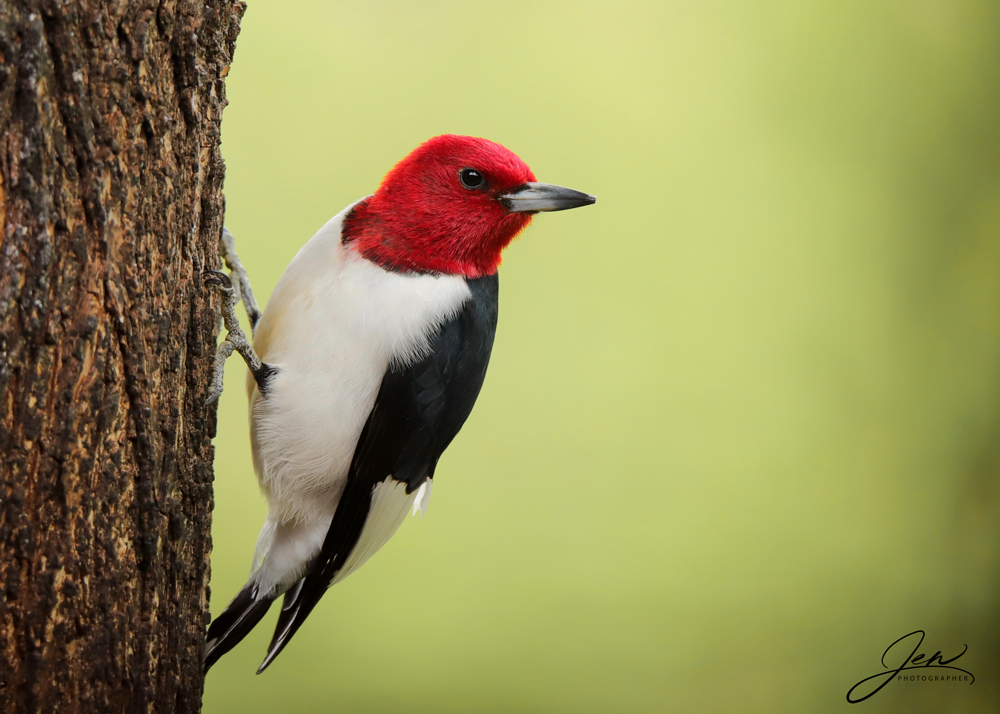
left=0, top=2, right=243, bottom=712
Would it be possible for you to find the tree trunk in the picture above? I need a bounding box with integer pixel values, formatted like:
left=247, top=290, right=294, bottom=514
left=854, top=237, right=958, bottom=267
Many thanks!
left=0, top=2, right=243, bottom=712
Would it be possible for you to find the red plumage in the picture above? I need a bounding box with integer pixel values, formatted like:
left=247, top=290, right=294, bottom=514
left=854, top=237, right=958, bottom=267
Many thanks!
left=343, top=135, right=537, bottom=276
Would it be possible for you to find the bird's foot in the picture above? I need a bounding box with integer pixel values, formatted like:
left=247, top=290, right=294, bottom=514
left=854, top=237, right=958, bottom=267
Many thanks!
left=220, top=227, right=262, bottom=332
left=204, top=270, right=264, bottom=405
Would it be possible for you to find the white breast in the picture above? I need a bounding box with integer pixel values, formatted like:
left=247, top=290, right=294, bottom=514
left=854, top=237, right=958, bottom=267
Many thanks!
left=245, top=202, right=470, bottom=593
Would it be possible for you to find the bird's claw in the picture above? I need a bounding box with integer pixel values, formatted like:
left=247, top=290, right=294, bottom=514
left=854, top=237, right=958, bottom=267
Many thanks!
left=203, top=269, right=234, bottom=293
left=205, top=230, right=262, bottom=407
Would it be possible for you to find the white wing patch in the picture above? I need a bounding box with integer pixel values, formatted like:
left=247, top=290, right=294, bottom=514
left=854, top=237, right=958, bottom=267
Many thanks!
left=330, top=477, right=425, bottom=586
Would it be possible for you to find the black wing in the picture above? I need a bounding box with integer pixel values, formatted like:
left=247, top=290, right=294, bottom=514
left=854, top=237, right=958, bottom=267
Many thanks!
left=257, top=272, right=499, bottom=672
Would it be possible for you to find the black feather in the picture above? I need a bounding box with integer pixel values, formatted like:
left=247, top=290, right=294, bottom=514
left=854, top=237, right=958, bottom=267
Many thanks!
left=204, top=583, right=276, bottom=672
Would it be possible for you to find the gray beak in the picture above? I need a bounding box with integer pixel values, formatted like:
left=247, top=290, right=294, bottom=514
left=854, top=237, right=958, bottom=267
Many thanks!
left=500, top=182, right=597, bottom=213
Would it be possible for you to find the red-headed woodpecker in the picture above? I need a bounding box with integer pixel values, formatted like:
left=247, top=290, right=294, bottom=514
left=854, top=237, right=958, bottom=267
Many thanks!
left=204, top=134, right=595, bottom=673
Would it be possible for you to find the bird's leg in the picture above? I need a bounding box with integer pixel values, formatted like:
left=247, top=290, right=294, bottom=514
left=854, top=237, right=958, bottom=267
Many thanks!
left=204, top=270, right=265, bottom=404
left=204, top=228, right=272, bottom=405
left=219, top=226, right=262, bottom=332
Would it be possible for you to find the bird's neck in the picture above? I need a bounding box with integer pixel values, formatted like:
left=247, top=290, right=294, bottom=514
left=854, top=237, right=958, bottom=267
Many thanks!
left=341, top=196, right=526, bottom=277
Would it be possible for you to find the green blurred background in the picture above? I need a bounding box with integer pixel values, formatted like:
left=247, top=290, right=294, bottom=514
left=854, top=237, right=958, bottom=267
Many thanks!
left=204, top=1, right=1000, bottom=712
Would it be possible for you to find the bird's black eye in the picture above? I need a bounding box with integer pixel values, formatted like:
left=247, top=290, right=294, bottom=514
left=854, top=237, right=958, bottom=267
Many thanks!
left=459, top=168, right=485, bottom=189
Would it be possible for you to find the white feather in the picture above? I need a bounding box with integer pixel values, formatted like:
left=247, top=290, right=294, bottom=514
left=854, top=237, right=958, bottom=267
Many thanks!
left=250, top=514, right=332, bottom=597
left=412, top=478, right=432, bottom=517
left=244, top=202, right=470, bottom=596
left=330, top=478, right=421, bottom=586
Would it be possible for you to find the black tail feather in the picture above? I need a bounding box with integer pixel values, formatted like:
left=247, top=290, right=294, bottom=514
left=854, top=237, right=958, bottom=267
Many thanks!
left=256, top=576, right=322, bottom=673
left=204, top=583, right=276, bottom=673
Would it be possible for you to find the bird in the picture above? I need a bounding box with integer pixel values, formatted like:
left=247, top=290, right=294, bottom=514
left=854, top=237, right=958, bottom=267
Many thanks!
left=203, top=134, right=595, bottom=673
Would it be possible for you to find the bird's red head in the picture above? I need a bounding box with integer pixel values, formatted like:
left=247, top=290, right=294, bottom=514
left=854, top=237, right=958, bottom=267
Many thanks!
left=343, top=135, right=595, bottom=277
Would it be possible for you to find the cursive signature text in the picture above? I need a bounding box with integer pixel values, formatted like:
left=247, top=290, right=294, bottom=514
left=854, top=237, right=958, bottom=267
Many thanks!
left=846, top=630, right=973, bottom=703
